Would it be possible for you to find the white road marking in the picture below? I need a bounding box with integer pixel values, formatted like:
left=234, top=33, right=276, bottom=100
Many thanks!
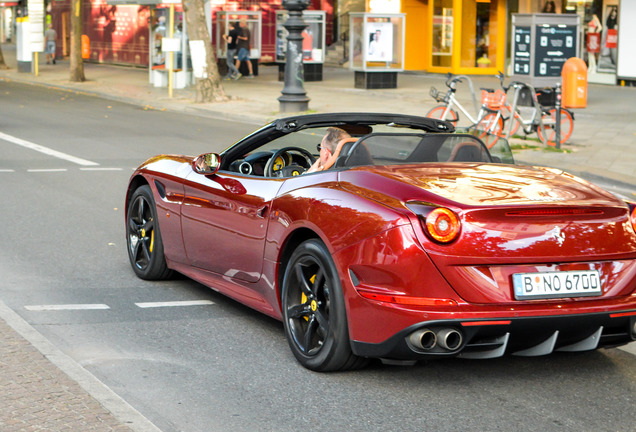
left=27, top=168, right=68, bottom=172
left=0, top=169, right=15, bottom=172
left=25, top=304, right=111, bottom=311
left=80, top=167, right=123, bottom=171
left=0, top=131, right=99, bottom=166
left=135, top=300, right=215, bottom=308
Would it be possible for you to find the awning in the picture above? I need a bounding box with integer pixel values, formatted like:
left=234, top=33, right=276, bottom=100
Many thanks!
left=0, top=2, right=19, bottom=6
left=105, top=0, right=180, bottom=4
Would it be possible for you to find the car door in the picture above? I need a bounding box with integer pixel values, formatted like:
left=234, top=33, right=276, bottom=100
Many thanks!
left=181, top=170, right=283, bottom=283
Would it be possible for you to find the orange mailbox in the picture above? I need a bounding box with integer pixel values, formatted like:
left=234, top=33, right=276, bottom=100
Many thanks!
left=81, top=35, right=90, bottom=60
left=561, top=57, right=587, bottom=108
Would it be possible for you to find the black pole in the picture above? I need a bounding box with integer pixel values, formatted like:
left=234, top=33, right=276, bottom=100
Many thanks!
left=278, top=0, right=311, bottom=113
left=555, top=83, right=562, bottom=149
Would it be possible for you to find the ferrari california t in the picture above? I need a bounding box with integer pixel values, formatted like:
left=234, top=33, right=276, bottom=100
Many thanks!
left=125, top=113, right=636, bottom=371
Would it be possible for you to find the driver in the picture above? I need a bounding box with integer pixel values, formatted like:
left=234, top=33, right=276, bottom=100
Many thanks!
left=306, top=127, right=351, bottom=173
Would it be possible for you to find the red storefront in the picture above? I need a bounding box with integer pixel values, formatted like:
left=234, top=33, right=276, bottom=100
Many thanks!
left=49, top=0, right=334, bottom=67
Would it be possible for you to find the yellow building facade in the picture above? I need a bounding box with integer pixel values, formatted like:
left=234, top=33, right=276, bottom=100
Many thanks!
left=401, top=0, right=507, bottom=74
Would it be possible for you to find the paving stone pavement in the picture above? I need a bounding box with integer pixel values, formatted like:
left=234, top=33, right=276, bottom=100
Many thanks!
left=0, top=318, right=134, bottom=432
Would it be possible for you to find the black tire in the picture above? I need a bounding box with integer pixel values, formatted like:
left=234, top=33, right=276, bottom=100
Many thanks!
left=126, top=185, right=172, bottom=280
left=281, top=239, right=367, bottom=371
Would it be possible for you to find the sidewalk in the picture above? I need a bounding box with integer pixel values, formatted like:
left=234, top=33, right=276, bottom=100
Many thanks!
left=2, top=43, right=636, bottom=187
left=0, top=43, right=635, bottom=431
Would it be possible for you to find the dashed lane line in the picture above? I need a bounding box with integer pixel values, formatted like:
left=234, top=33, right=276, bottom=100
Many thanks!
left=27, top=168, right=69, bottom=172
left=25, top=304, right=111, bottom=311
left=23, top=300, right=215, bottom=311
left=135, top=300, right=215, bottom=308
left=0, top=131, right=99, bottom=166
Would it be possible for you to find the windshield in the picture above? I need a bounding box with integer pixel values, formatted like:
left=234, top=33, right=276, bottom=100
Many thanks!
left=340, top=133, right=514, bottom=167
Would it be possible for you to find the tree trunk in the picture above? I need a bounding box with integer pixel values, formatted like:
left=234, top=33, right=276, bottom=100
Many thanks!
left=182, top=0, right=227, bottom=103
left=69, top=0, right=85, bottom=82
left=0, top=45, right=7, bottom=69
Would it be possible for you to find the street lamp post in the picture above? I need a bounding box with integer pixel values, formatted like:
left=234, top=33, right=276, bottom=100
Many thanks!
left=278, top=0, right=310, bottom=113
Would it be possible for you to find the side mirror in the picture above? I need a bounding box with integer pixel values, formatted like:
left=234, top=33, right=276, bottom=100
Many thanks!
left=193, top=153, right=221, bottom=175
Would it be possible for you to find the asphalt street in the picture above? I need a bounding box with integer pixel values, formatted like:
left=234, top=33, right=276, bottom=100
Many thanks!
left=1, top=80, right=635, bottom=432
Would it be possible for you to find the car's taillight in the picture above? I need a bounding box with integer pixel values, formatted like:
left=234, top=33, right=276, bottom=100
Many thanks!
left=630, top=205, right=636, bottom=233
left=425, top=207, right=461, bottom=243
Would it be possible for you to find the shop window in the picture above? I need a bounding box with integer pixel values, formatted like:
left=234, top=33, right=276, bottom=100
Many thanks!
left=432, top=0, right=453, bottom=67
left=461, top=0, right=498, bottom=68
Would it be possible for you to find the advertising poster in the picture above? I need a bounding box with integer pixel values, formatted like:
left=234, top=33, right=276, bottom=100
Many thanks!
left=367, top=22, right=392, bottom=61
left=598, top=4, right=618, bottom=72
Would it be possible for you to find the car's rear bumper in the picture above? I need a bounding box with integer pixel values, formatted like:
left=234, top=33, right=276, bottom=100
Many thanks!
left=350, top=310, right=636, bottom=360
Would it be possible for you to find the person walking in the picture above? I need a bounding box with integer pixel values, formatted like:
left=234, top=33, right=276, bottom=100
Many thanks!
left=223, top=22, right=241, bottom=80
left=235, top=18, right=254, bottom=78
left=44, top=23, right=57, bottom=65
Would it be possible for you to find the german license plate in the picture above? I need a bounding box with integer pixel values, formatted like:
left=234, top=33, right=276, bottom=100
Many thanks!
left=512, top=270, right=602, bottom=300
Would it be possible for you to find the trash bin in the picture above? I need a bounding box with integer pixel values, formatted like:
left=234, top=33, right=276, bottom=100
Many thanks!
left=81, top=35, right=90, bottom=60
left=561, top=57, right=587, bottom=108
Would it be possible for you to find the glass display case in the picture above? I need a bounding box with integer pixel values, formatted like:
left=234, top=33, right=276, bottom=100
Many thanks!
left=275, top=10, right=326, bottom=64
left=216, top=11, right=262, bottom=60
left=349, top=13, right=405, bottom=72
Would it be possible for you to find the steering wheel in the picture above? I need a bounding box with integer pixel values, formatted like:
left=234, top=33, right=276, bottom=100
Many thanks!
left=265, top=147, right=316, bottom=178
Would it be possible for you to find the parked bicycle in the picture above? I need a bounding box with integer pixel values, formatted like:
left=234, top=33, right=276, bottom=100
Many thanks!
left=426, top=74, right=504, bottom=147
left=496, top=73, right=574, bottom=147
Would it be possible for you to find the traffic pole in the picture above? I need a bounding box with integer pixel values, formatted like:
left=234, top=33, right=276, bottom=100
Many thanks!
left=555, top=83, right=562, bottom=149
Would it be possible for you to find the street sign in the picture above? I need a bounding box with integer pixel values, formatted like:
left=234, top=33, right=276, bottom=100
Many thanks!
left=534, top=24, right=577, bottom=77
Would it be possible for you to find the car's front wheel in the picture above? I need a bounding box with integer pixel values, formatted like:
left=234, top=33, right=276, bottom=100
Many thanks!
left=126, top=185, right=172, bottom=280
left=281, top=239, right=367, bottom=371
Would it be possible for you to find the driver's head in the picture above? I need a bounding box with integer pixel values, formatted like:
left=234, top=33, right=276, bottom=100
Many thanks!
left=320, top=127, right=350, bottom=154
left=318, top=127, right=351, bottom=167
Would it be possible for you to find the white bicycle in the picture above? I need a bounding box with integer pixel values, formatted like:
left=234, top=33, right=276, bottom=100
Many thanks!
left=427, top=74, right=505, bottom=148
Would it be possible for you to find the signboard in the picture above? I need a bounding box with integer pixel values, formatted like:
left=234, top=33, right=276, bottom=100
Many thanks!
left=587, top=33, right=600, bottom=54
left=28, top=0, right=45, bottom=52
left=534, top=24, right=577, bottom=77
left=162, top=37, right=180, bottom=52
left=512, top=26, right=531, bottom=75
left=189, top=40, right=207, bottom=79
left=511, top=14, right=580, bottom=87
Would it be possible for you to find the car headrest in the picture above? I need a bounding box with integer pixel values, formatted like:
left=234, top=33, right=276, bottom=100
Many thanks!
left=321, top=137, right=358, bottom=171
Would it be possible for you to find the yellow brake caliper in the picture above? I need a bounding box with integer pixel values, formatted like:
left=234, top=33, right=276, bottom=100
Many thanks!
left=149, top=219, right=154, bottom=253
left=301, top=274, right=317, bottom=321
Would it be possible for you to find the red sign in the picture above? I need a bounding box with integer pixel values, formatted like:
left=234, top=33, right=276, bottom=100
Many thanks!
left=0, top=2, right=19, bottom=5
left=586, top=32, right=600, bottom=53
left=606, top=29, right=618, bottom=48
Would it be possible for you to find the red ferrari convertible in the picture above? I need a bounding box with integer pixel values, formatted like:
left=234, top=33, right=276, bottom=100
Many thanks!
left=125, top=113, right=636, bottom=371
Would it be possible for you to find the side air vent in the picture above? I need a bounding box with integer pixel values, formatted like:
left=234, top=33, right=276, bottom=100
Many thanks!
left=154, top=180, right=166, bottom=199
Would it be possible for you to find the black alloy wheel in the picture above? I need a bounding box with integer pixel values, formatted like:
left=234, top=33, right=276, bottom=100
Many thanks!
left=126, top=185, right=172, bottom=280
left=282, top=239, right=367, bottom=371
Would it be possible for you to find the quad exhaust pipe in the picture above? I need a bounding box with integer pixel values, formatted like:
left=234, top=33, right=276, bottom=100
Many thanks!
left=436, top=328, right=463, bottom=351
left=409, top=328, right=463, bottom=352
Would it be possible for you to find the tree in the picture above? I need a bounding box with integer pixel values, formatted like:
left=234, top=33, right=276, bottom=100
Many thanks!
left=0, top=45, right=7, bottom=69
left=70, top=0, right=85, bottom=81
left=182, top=0, right=227, bottom=103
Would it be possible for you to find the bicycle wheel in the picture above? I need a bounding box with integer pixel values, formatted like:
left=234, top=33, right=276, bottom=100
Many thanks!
left=501, top=105, right=521, bottom=137
left=426, top=105, right=459, bottom=125
left=474, top=112, right=504, bottom=149
left=537, top=108, right=574, bottom=146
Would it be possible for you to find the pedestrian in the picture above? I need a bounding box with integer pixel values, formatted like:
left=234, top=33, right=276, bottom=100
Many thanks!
left=44, top=23, right=57, bottom=65
left=223, top=22, right=241, bottom=80
left=235, top=18, right=254, bottom=78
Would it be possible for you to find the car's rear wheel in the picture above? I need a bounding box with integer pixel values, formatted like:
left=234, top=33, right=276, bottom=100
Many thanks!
left=281, top=239, right=367, bottom=371
left=126, top=185, right=172, bottom=280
